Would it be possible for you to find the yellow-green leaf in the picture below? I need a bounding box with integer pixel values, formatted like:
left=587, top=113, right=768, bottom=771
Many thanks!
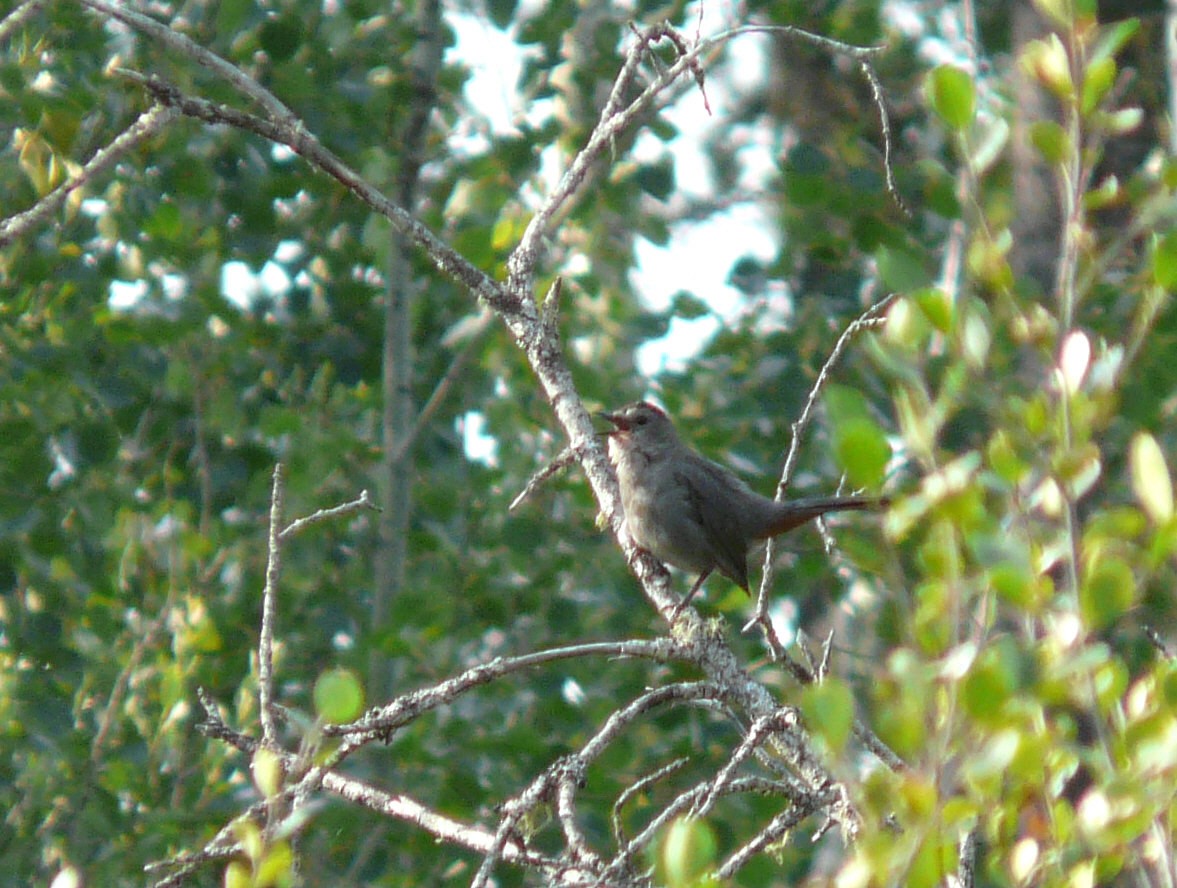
left=659, top=817, right=718, bottom=888
left=252, top=747, right=284, bottom=798
left=801, top=678, right=855, bottom=752
left=1130, top=432, right=1173, bottom=523
left=834, top=417, right=891, bottom=490
left=928, top=65, right=975, bottom=131
left=313, top=667, right=365, bottom=724
left=1081, top=57, right=1116, bottom=115
left=1029, top=120, right=1070, bottom=164
left=912, top=287, right=953, bottom=333
left=1080, top=558, right=1135, bottom=630
left=1154, top=230, right=1177, bottom=291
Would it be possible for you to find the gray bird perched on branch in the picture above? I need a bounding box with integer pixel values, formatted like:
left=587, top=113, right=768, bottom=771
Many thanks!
left=600, top=401, right=886, bottom=613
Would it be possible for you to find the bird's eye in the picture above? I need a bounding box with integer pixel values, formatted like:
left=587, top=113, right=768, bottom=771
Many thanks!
left=634, top=414, right=648, bottom=425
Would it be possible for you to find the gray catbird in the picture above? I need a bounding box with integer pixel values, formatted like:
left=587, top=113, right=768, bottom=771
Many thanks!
left=601, top=401, right=886, bottom=612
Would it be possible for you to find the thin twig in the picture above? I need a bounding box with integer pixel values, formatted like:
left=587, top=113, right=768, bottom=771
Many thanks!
left=747, top=291, right=897, bottom=628
left=0, top=0, right=50, bottom=45
left=324, top=637, right=680, bottom=743
left=716, top=799, right=818, bottom=879
left=611, top=757, right=689, bottom=846
left=1145, top=625, right=1174, bottom=660
left=390, top=309, right=495, bottom=463
left=509, top=444, right=581, bottom=512
left=259, top=464, right=285, bottom=746
left=279, top=489, right=380, bottom=540
left=79, top=0, right=298, bottom=123
left=692, top=709, right=798, bottom=818
left=194, top=687, right=258, bottom=754
left=0, top=104, right=178, bottom=248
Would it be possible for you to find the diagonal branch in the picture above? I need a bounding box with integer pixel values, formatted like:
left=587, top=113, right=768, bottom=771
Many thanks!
left=0, top=104, right=177, bottom=248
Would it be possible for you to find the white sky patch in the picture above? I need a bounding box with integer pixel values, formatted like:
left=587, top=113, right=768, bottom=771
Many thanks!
left=160, top=272, right=187, bottom=301
left=442, top=3, right=790, bottom=439
left=461, top=410, right=498, bottom=466
left=108, top=278, right=148, bottom=311
left=447, top=13, right=531, bottom=138
left=274, top=239, right=303, bottom=263
left=221, top=261, right=260, bottom=311
left=633, top=199, right=778, bottom=375
left=259, top=260, right=292, bottom=297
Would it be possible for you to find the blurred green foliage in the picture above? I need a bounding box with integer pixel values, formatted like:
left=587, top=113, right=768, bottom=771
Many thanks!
left=1, top=0, right=1176, bottom=886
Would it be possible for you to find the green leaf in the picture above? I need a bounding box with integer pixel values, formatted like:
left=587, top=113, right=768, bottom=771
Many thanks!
left=1033, top=0, right=1073, bottom=28
left=636, top=158, right=674, bottom=201
left=785, top=142, right=829, bottom=175
left=1130, top=432, right=1173, bottom=523
left=1080, top=558, right=1136, bottom=630
left=877, top=245, right=931, bottom=292
left=824, top=383, right=871, bottom=426
left=1153, top=230, right=1177, bottom=291
left=911, top=287, right=953, bottom=333
left=224, top=861, right=252, bottom=888
left=834, top=417, right=890, bottom=490
left=259, top=15, right=305, bottom=62
left=1081, top=57, right=1116, bottom=116
left=144, top=201, right=184, bottom=241
left=487, top=0, right=517, bottom=29
left=313, top=667, right=365, bottom=724
left=670, top=291, right=710, bottom=320
left=1099, top=106, right=1144, bottom=135
left=1020, top=35, right=1074, bottom=100
left=215, top=0, right=251, bottom=34
left=989, top=562, right=1035, bottom=610
left=962, top=641, right=1023, bottom=723
left=1091, top=17, right=1140, bottom=65
left=252, top=747, right=284, bottom=798
left=928, top=65, right=975, bottom=131
left=658, top=817, right=718, bottom=888
left=1029, top=120, right=1070, bottom=165
left=1083, top=175, right=1120, bottom=211
left=256, top=842, right=295, bottom=886
left=801, top=678, right=855, bottom=752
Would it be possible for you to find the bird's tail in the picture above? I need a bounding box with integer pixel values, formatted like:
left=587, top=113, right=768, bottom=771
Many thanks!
left=761, top=495, right=888, bottom=538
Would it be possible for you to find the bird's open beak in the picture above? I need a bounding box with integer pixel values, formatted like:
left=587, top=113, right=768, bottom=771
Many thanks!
left=596, top=410, right=624, bottom=435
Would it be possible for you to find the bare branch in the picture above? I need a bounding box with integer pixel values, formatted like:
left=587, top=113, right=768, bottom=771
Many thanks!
left=716, top=798, right=819, bottom=879
left=107, top=70, right=517, bottom=318
left=509, top=444, right=584, bottom=512
left=748, top=290, right=897, bottom=626
left=194, top=687, right=258, bottom=754
left=0, top=0, right=49, bottom=45
left=318, top=770, right=555, bottom=868
left=612, top=757, right=689, bottom=846
left=279, top=489, right=380, bottom=541
left=948, top=827, right=978, bottom=888
left=477, top=682, right=727, bottom=887
left=389, top=309, right=495, bottom=464
left=79, top=0, right=298, bottom=123
left=325, top=638, right=681, bottom=743
left=259, top=464, right=285, bottom=746
left=0, top=104, right=177, bottom=248
left=692, top=709, right=801, bottom=819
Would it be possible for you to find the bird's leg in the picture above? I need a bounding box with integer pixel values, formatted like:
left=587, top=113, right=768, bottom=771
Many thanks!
left=671, top=568, right=713, bottom=618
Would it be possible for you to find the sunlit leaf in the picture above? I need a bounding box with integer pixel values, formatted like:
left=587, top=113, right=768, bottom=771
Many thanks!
left=313, top=667, right=365, bottom=724
left=1130, top=432, right=1173, bottom=523
left=928, top=65, right=975, bottom=131
left=1080, top=558, right=1135, bottom=630
left=1154, top=230, right=1177, bottom=291
left=801, top=677, right=855, bottom=752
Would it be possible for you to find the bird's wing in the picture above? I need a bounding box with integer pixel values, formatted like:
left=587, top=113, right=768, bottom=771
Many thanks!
left=674, top=460, right=753, bottom=592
